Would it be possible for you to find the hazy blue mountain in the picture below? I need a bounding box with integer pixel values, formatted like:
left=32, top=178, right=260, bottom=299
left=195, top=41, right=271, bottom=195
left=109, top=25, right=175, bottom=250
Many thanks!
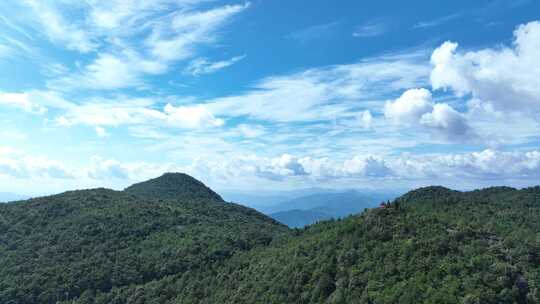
left=269, top=209, right=331, bottom=228
left=266, top=190, right=400, bottom=227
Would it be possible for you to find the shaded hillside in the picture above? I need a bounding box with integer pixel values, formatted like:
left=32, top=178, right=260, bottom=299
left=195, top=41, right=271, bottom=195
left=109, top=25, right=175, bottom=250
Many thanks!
left=83, top=186, right=540, bottom=304
left=0, top=174, right=289, bottom=304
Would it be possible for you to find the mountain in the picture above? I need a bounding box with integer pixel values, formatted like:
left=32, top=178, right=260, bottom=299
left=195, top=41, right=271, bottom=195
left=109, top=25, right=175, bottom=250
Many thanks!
left=0, top=192, right=29, bottom=202
left=266, top=191, right=395, bottom=227
left=0, top=173, right=289, bottom=304
left=124, top=172, right=223, bottom=202
left=2, top=180, right=540, bottom=303
left=79, top=186, right=540, bottom=304
left=269, top=209, right=330, bottom=228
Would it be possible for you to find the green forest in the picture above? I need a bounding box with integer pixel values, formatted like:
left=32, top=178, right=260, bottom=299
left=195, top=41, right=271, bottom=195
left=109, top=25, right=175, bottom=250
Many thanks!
left=1, top=174, right=539, bottom=303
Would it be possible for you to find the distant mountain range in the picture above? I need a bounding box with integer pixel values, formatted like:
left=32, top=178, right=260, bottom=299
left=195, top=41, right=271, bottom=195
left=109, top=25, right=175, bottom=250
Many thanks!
left=266, top=190, right=399, bottom=227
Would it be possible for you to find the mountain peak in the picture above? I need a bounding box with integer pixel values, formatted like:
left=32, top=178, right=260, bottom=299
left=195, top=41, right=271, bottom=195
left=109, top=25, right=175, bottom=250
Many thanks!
left=124, top=172, right=223, bottom=202
left=398, top=186, right=458, bottom=203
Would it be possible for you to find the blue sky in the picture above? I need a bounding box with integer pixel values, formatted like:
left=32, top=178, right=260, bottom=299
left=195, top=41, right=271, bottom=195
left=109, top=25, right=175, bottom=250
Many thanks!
left=1, top=0, right=540, bottom=195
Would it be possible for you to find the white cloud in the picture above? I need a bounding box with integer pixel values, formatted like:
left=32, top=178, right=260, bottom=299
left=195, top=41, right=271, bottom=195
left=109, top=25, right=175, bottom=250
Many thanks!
left=353, top=20, right=387, bottom=38
left=343, top=156, right=392, bottom=177
left=420, top=103, right=471, bottom=140
left=236, top=124, right=266, bottom=138
left=0, top=92, right=47, bottom=114
left=184, top=55, right=245, bottom=76
left=50, top=51, right=167, bottom=90
left=206, top=52, right=430, bottom=122
left=385, top=88, right=472, bottom=141
left=286, top=22, right=340, bottom=43
left=23, top=0, right=97, bottom=53
left=358, top=110, right=373, bottom=129
left=393, top=149, right=540, bottom=180
left=430, top=21, right=540, bottom=116
left=0, top=149, right=73, bottom=179
left=14, top=1, right=250, bottom=90
left=146, top=3, right=250, bottom=62
left=163, top=103, right=224, bottom=128
left=95, top=126, right=110, bottom=138
left=54, top=98, right=224, bottom=132
left=2, top=147, right=540, bottom=193
left=384, top=88, right=433, bottom=125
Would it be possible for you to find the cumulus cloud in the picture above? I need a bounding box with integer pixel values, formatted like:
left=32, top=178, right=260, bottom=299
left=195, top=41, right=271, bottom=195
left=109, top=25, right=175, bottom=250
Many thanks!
left=385, top=88, right=472, bottom=140
left=394, top=149, right=540, bottom=180
left=0, top=149, right=73, bottom=179
left=343, top=156, right=392, bottom=177
left=385, top=88, right=433, bottom=125
left=430, top=21, right=540, bottom=116
left=419, top=103, right=471, bottom=140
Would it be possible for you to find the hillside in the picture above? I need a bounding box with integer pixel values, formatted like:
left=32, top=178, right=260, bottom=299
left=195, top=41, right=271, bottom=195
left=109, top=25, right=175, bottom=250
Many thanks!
left=0, top=174, right=289, bottom=304
left=76, top=186, right=540, bottom=304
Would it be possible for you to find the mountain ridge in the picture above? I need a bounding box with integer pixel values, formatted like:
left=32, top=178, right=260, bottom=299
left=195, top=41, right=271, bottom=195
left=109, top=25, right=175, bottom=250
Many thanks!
left=1, top=176, right=540, bottom=303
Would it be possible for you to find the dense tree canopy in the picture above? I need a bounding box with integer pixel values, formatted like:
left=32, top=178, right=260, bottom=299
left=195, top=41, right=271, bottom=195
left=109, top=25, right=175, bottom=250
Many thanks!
left=0, top=174, right=288, bottom=304
left=1, top=175, right=539, bottom=304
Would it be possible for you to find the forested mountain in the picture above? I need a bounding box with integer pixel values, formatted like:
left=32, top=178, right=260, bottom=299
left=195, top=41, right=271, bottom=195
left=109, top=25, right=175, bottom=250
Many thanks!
left=0, top=174, right=289, bottom=304
left=124, top=172, right=223, bottom=202
left=1, top=177, right=540, bottom=304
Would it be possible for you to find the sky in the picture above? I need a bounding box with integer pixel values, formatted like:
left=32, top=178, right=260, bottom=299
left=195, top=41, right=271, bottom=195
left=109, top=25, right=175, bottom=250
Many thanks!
left=1, top=0, right=540, bottom=195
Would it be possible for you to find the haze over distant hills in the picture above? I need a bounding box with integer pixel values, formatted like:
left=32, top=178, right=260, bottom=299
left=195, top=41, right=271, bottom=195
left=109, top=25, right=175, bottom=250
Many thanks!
left=266, top=190, right=398, bottom=227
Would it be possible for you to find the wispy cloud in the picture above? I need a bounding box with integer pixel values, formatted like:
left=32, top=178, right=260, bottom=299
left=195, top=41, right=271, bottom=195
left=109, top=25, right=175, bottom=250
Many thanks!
left=352, top=20, right=387, bottom=38
left=286, top=22, right=340, bottom=43
left=184, top=55, right=246, bottom=76
left=14, top=1, right=250, bottom=91
left=206, top=51, right=430, bottom=122
left=414, top=13, right=463, bottom=29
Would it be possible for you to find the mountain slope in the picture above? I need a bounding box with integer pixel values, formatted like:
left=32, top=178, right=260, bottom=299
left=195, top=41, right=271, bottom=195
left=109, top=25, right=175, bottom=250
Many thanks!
left=0, top=174, right=289, bottom=304
left=85, top=186, right=540, bottom=304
